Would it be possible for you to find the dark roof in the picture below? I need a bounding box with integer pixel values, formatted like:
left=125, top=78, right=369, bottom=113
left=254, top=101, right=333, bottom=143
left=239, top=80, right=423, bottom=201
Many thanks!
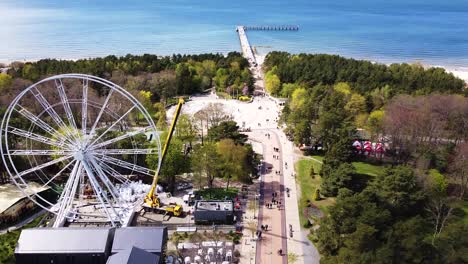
left=107, top=246, right=159, bottom=264
left=112, top=227, right=167, bottom=253
left=15, top=227, right=114, bottom=254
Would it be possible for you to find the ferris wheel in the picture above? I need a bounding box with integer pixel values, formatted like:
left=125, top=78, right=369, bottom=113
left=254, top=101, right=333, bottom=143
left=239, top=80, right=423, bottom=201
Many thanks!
left=0, top=74, right=161, bottom=227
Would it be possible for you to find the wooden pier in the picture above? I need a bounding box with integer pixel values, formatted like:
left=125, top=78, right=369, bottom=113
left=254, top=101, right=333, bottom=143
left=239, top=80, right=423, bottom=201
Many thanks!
left=236, top=26, right=257, bottom=65
left=236, top=25, right=299, bottom=66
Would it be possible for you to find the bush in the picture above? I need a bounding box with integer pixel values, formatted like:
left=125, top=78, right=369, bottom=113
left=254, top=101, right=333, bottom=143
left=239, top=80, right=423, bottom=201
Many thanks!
left=239, top=95, right=251, bottom=101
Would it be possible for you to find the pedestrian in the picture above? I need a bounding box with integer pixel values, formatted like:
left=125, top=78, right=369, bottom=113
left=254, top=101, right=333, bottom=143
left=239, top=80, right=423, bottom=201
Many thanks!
left=261, top=225, right=264, bottom=230
left=265, top=224, right=268, bottom=231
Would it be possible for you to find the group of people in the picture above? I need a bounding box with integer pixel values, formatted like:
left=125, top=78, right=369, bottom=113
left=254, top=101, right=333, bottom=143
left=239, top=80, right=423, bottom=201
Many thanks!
left=266, top=191, right=282, bottom=209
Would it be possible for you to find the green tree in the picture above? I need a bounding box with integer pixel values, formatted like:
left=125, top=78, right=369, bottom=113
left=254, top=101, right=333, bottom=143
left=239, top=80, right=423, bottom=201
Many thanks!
left=191, top=142, right=220, bottom=189
left=146, top=137, right=189, bottom=192
left=334, top=82, right=351, bottom=95
left=367, top=110, right=384, bottom=138
left=372, top=166, right=424, bottom=215
left=175, top=114, right=197, bottom=145
left=321, top=163, right=355, bottom=197
left=208, top=121, right=247, bottom=145
left=0, top=73, right=12, bottom=92
left=345, top=93, right=367, bottom=117
left=265, top=71, right=281, bottom=95
left=217, top=139, right=247, bottom=189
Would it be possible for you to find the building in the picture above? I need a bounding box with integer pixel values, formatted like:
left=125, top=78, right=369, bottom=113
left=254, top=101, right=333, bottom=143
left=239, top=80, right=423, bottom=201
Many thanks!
left=193, top=200, right=234, bottom=225
left=106, top=246, right=158, bottom=264
left=0, top=182, right=50, bottom=224
left=15, top=226, right=168, bottom=264
left=15, top=227, right=114, bottom=264
left=111, top=227, right=167, bottom=263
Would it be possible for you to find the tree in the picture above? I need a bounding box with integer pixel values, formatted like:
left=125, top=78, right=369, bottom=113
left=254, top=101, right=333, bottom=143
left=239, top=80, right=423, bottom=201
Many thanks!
left=370, top=85, right=391, bottom=110
left=287, top=252, right=299, bottom=264
left=0, top=73, right=12, bottom=92
left=217, top=139, right=247, bottom=189
left=372, top=166, right=424, bottom=216
left=190, top=142, right=220, bottom=189
left=367, top=110, right=384, bottom=138
left=204, top=103, right=231, bottom=127
left=265, top=71, right=281, bottom=95
left=175, top=114, right=197, bottom=145
left=321, top=163, right=355, bottom=197
left=208, top=121, right=247, bottom=145
left=333, top=82, right=351, bottom=95
left=146, top=137, right=189, bottom=192
left=345, top=93, right=366, bottom=116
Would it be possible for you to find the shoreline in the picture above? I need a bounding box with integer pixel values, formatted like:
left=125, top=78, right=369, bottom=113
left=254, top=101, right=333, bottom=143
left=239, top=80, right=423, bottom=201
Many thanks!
left=1, top=54, right=467, bottom=83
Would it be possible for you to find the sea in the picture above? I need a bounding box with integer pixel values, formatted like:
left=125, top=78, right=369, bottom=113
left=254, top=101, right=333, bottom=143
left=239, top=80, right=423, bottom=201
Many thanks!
left=1, top=0, right=468, bottom=68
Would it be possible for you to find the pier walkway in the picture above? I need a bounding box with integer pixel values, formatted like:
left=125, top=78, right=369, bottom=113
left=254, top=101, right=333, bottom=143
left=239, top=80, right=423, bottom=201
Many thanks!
left=236, top=26, right=257, bottom=66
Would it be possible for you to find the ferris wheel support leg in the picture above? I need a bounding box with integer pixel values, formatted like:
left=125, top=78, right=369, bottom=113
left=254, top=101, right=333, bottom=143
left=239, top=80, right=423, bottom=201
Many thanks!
left=53, top=160, right=81, bottom=228
left=88, top=156, right=120, bottom=205
left=82, top=159, right=121, bottom=226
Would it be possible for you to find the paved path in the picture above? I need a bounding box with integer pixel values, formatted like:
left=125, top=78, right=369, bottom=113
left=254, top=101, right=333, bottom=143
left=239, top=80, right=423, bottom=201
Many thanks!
left=249, top=129, right=287, bottom=263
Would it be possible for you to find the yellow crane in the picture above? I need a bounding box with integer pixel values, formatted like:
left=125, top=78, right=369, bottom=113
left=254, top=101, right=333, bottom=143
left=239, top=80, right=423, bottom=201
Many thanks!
left=144, top=98, right=184, bottom=216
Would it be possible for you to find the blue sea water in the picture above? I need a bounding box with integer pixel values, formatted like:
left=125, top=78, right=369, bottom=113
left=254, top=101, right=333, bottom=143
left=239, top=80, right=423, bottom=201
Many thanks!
left=1, top=0, right=468, bottom=67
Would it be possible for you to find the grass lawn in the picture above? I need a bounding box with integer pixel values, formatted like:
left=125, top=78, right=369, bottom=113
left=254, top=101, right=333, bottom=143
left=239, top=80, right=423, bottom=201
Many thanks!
left=195, top=188, right=239, bottom=200
left=296, top=159, right=335, bottom=226
left=353, top=161, right=384, bottom=177
left=0, top=214, right=45, bottom=264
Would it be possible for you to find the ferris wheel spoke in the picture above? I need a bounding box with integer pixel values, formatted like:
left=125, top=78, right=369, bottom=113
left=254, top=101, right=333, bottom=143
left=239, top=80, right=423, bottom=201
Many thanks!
left=14, top=155, right=73, bottom=179
left=55, top=79, right=78, bottom=130
left=98, top=162, right=130, bottom=184
left=97, top=154, right=155, bottom=176
left=93, top=148, right=157, bottom=155
left=8, top=127, right=69, bottom=148
left=88, top=105, right=136, bottom=147
left=81, top=160, right=121, bottom=226
left=89, top=126, right=152, bottom=150
left=15, top=105, right=73, bottom=146
left=42, top=160, right=75, bottom=188
left=29, top=87, right=78, bottom=143
left=8, top=149, right=73, bottom=156
left=82, top=78, right=88, bottom=135
left=87, top=156, right=120, bottom=202
left=54, top=160, right=82, bottom=228
left=89, top=89, right=114, bottom=137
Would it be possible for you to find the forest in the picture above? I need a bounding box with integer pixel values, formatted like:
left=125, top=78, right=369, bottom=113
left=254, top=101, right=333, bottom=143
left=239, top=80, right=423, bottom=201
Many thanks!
left=263, top=52, right=467, bottom=263
left=2, top=52, right=253, bottom=106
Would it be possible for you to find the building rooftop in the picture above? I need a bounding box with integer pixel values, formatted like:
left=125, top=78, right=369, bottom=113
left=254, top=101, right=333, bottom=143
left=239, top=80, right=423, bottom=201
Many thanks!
left=0, top=182, right=50, bottom=214
left=195, top=200, right=233, bottom=212
left=107, top=246, right=159, bottom=264
left=15, top=227, right=114, bottom=254
left=112, top=227, right=167, bottom=253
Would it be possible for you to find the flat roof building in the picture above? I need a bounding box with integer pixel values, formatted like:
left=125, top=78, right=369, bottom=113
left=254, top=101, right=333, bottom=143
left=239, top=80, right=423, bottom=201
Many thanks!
left=107, top=246, right=159, bottom=264
left=15, top=226, right=168, bottom=264
left=193, top=200, right=235, bottom=225
left=15, top=227, right=114, bottom=264
left=112, top=226, right=167, bottom=263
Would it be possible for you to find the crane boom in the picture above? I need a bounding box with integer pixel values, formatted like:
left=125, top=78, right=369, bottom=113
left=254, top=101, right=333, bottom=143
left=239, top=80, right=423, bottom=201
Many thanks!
left=144, top=98, right=184, bottom=208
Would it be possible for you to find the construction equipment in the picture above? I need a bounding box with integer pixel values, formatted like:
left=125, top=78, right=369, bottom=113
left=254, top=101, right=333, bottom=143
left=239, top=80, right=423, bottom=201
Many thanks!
left=144, top=98, right=184, bottom=217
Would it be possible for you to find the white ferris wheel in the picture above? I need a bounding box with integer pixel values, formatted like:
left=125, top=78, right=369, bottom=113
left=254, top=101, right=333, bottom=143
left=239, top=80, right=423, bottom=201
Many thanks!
left=0, top=74, right=161, bottom=227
